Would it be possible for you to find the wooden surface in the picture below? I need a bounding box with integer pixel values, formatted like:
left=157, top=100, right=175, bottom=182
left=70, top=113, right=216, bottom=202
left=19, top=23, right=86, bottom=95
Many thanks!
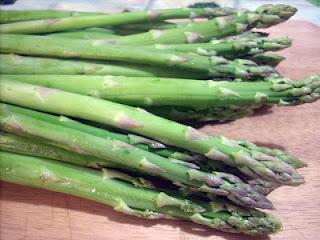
left=1, top=20, right=320, bottom=240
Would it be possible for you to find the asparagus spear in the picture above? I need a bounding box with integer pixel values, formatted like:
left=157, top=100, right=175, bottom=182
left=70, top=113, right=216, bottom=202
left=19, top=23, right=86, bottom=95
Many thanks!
left=0, top=103, right=273, bottom=209
left=0, top=131, right=292, bottom=197
left=0, top=10, right=99, bottom=24
left=0, top=151, right=282, bottom=235
left=0, top=8, right=237, bottom=34
left=0, top=132, right=117, bottom=169
left=106, top=4, right=296, bottom=46
left=0, top=34, right=275, bottom=80
left=0, top=103, right=201, bottom=162
left=1, top=102, right=306, bottom=172
left=0, top=80, right=306, bottom=185
left=144, top=37, right=292, bottom=58
left=0, top=54, right=202, bottom=79
left=249, top=53, right=285, bottom=67
left=5, top=74, right=319, bottom=108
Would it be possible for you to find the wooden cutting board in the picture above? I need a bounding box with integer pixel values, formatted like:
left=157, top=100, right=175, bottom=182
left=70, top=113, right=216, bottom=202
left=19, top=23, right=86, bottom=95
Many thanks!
left=1, top=20, right=320, bottom=240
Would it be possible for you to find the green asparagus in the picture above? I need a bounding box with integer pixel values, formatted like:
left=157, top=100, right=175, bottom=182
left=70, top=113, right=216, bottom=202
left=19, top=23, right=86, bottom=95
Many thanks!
left=5, top=74, right=319, bottom=108
left=0, top=10, right=99, bottom=23
left=0, top=131, right=290, bottom=197
left=0, top=80, right=306, bottom=185
left=249, top=53, right=285, bottom=67
left=0, top=34, right=275, bottom=80
left=144, top=37, right=292, bottom=58
left=0, top=132, right=117, bottom=169
left=0, top=8, right=237, bottom=34
left=106, top=5, right=296, bottom=46
left=0, top=151, right=282, bottom=235
left=0, top=54, right=202, bottom=79
left=4, top=103, right=304, bottom=176
left=0, top=103, right=274, bottom=208
left=0, top=104, right=202, bottom=162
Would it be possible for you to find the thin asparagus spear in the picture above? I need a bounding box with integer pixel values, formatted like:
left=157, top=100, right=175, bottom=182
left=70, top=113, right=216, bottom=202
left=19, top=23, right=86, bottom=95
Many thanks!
left=106, top=4, right=296, bottom=46
left=249, top=53, right=285, bottom=67
left=0, top=54, right=202, bottom=79
left=247, top=179, right=279, bottom=196
left=0, top=104, right=273, bottom=209
left=144, top=37, right=292, bottom=58
left=0, top=34, right=275, bottom=80
left=0, top=80, right=306, bottom=185
left=4, top=74, right=319, bottom=108
left=0, top=104, right=200, bottom=162
left=0, top=131, right=158, bottom=189
left=0, top=151, right=282, bottom=235
left=0, top=132, right=116, bottom=169
left=0, top=8, right=237, bottom=34
left=237, top=140, right=307, bottom=169
left=0, top=10, right=99, bottom=24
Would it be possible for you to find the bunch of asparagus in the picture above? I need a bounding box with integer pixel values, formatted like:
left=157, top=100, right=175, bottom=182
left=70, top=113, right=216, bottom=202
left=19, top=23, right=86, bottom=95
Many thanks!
left=0, top=4, right=318, bottom=236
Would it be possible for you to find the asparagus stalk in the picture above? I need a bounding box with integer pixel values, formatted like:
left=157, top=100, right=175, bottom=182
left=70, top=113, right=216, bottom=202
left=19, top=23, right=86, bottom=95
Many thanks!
left=0, top=34, right=275, bottom=80
left=0, top=103, right=273, bottom=209
left=0, top=132, right=117, bottom=169
left=0, top=131, right=159, bottom=190
left=0, top=151, right=282, bottom=235
left=106, top=4, right=296, bottom=46
left=247, top=179, right=279, bottom=196
left=5, top=74, right=319, bottom=108
left=0, top=131, right=294, bottom=197
left=0, top=10, right=99, bottom=24
left=144, top=37, right=292, bottom=58
left=0, top=80, right=306, bottom=185
left=0, top=8, right=237, bottom=34
left=222, top=31, right=270, bottom=41
left=249, top=53, right=285, bottom=67
left=0, top=103, right=201, bottom=162
left=237, top=140, right=307, bottom=169
left=0, top=54, right=202, bottom=79
left=1, top=102, right=306, bottom=173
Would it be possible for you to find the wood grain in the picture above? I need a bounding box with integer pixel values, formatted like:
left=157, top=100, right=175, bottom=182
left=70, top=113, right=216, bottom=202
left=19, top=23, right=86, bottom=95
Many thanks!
left=1, top=20, right=320, bottom=240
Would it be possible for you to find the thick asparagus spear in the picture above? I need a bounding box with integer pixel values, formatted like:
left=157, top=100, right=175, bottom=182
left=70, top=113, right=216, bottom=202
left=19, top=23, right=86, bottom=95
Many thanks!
left=0, top=151, right=282, bottom=235
left=0, top=103, right=273, bottom=209
left=0, top=54, right=202, bottom=79
left=0, top=10, right=99, bottom=23
left=105, top=4, right=296, bottom=46
left=0, top=8, right=237, bottom=34
left=0, top=80, right=306, bottom=185
left=5, top=74, right=319, bottom=108
left=0, top=34, right=275, bottom=80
